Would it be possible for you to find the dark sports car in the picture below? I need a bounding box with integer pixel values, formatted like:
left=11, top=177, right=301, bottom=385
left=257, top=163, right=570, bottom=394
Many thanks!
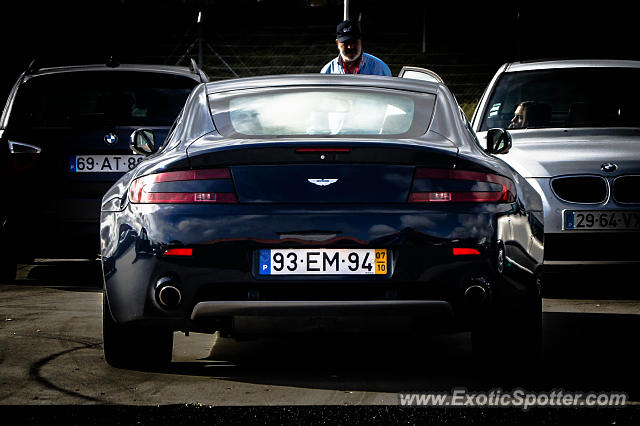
left=100, top=74, right=544, bottom=369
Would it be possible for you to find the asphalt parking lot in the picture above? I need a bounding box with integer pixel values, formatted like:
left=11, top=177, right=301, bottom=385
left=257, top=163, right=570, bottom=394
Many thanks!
left=1, top=260, right=639, bottom=424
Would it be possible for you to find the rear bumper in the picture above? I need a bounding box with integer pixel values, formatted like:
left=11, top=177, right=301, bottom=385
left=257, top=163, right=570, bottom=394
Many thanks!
left=544, top=232, right=640, bottom=262
left=102, top=202, right=541, bottom=332
left=542, top=260, right=640, bottom=284
left=541, top=260, right=640, bottom=299
left=543, top=260, right=640, bottom=270
left=104, top=255, right=500, bottom=334
left=541, top=231, right=640, bottom=294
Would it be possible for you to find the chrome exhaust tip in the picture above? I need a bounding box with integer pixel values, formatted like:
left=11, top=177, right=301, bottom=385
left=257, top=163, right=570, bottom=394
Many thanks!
left=464, top=284, right=487, bottom=305
left=156, top=277, right=182, bottom=308
left=158, top=285, right=182, bottom=308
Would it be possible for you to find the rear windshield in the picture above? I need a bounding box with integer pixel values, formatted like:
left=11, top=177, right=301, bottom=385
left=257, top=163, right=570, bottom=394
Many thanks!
left=480, top=68, right=640, bottom=131
left=9, top=71, right=198, bottom=128
left=208, top=87, right=435, bottom=138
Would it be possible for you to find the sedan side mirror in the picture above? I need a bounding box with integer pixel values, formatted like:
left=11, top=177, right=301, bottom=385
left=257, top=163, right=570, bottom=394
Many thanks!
left=130, top=129, right=157, bottom=156
left=485, top=128, right=512, bottom=155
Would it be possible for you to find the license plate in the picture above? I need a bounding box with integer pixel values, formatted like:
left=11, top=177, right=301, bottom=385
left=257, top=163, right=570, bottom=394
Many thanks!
left=564, top=210, right=640, bottom=230
left=259, top=249, right=388, bottom=275
left=69, top=155, right=144, bottom=173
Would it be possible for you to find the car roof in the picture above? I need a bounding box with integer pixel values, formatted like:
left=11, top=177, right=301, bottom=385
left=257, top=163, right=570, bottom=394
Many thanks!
left=505, top=59, right=640, bottom=72
left=26, top=63, right=202, bottom=80
left=204, top=74, right=441, bottom=95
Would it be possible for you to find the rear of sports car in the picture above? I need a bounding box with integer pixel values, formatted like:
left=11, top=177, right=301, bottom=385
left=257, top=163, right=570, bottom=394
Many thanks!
left=100, top=77, right=543, bottom=368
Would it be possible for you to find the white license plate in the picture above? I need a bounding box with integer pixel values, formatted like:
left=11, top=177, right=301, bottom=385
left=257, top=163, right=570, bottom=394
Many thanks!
left=70, top=155, right=144, bottom=173
left=564, top=210, right=640, bottom=230
left=259, top=249, right=388, bottom=275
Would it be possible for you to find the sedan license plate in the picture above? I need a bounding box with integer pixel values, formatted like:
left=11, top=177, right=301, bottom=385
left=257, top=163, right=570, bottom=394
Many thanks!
left=564, top=210, right=640, bottom=230
left=70, top=155, right=144, bottom=173
left=259, top=249, right=388, bottom=275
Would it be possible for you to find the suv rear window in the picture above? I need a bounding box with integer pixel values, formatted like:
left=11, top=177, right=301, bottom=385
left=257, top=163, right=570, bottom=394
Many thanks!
left=9, top=71, right=198, bottom=128
left=480, top=68, right=640, bottom=131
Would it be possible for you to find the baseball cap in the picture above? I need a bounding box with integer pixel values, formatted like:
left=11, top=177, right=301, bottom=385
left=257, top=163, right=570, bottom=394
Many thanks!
left=336, top=19, right=361, bottom=42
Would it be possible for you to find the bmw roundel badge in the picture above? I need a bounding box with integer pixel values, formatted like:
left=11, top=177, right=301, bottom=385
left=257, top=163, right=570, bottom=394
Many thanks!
left=600, top=162, right=617, bottom=173
left=104, top=133, right=118, bottom=145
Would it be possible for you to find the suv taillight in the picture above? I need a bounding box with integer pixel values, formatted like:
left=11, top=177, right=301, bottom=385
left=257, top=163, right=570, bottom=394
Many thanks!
left=129, top=168, right=238, bottom=204
left=8, top=141, right=41, bottom=171
left=409, top=168, right=516, bottom=203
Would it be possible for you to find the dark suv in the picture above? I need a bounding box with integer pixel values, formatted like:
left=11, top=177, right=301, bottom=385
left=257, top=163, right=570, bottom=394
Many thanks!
left=0, top=60, right=207, bottom=280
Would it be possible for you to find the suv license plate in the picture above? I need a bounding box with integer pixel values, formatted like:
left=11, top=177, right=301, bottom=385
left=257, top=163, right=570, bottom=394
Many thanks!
left=564, top=210, right=640, bottom=230
left=259, top=249, right=388, bottom=275
left=70, top=155, right=144, bottom=173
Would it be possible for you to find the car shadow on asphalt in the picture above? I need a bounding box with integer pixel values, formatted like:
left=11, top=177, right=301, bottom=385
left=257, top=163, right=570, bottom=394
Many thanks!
left=166, top=312, right=640, bottom=400
left=8, top=261, right=638, bottom=399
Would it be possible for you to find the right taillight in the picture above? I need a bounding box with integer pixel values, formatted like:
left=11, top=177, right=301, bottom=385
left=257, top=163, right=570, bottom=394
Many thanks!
left=129, top=168, right=238, bottom=204
left=409, top=168, right=516, bottom=203
left=8, top=140, right=41, bottom=171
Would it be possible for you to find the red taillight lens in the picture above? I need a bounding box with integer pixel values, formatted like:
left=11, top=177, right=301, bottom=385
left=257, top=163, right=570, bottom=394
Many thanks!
left=140, top=192, right=238, bottom=203
left=163, top=248, right=193, bottom=256
left=129, top=168, right=238, bottom=204
left=409, top=168, right=516, bottom=203
left=409, top=191, right=512, bottom=203
left=452, top=248, right=481, bottom=256
left=152, top=168, right=231, bottom=182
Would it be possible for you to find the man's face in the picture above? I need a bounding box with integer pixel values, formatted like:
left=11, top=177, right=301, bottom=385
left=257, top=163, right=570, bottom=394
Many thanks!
left=336, top=38, right=362, bottom=63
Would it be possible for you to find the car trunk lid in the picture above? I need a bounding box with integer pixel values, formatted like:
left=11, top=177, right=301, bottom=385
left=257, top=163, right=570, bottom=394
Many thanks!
left=186, top=138, right=459, bottom=203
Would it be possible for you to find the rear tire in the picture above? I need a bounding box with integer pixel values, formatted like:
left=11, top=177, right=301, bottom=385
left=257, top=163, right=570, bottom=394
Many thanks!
left=102, top=293, right=173, bottom=370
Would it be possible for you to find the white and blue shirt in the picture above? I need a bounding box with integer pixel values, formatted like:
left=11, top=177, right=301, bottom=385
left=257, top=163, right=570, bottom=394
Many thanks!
left=321, top=52, right=392, bottom=76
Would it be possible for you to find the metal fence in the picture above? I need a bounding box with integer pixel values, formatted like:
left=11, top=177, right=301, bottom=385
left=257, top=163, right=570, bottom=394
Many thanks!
left=163, top=23, right=497, bottom=119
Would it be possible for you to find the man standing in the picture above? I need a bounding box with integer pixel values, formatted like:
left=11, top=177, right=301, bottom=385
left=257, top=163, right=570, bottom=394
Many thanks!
left=321, top=19, right=391, bottom=76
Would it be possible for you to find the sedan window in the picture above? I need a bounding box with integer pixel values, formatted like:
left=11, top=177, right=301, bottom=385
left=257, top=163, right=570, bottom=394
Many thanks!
left=480, top=68, right=640, bottom=131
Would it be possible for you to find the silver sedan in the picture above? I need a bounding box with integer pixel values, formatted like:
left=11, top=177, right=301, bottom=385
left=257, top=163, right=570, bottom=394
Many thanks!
left=471, top=59, right=640, bottom=287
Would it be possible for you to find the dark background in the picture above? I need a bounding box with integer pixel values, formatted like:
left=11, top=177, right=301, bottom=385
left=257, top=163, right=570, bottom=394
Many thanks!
left=1, top=0, right=636, bottom=112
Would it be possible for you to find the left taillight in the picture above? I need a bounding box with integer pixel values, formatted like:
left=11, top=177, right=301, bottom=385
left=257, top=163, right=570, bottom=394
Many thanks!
left=129, top=168, right=238, bottom=204
left=8, top=141, right=41, bottom=171
left=409, top=168, right=516, bottom=203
